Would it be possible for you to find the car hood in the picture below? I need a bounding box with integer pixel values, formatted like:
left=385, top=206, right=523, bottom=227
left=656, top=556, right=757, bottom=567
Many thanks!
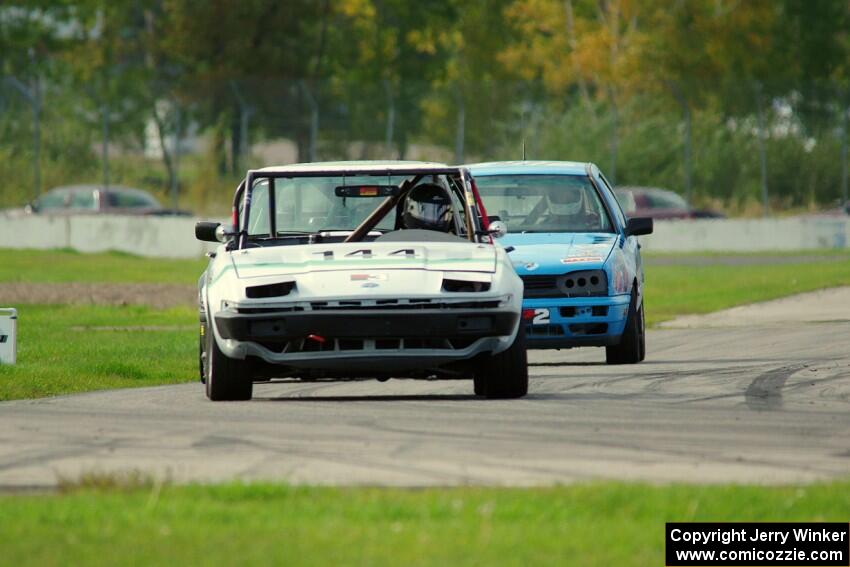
left=229, top=241, right=497, bottom=279
left=499, top=233, right=618, bottom=274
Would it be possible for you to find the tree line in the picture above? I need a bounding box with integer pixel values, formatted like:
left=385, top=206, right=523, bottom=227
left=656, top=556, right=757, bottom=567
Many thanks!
left=2, top=0, right=849, bottom=212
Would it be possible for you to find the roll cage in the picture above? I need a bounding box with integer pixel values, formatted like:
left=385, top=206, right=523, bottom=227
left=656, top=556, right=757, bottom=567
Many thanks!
left=228, top=167, right=492, bottom=250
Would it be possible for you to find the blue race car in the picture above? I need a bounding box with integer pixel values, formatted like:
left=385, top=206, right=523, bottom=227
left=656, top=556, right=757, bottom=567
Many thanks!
left=469, top=161, right=653, bottom=363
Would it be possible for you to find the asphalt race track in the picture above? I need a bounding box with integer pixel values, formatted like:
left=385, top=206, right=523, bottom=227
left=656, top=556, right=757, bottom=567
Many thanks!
left=1, top=314, right=849, bottom=489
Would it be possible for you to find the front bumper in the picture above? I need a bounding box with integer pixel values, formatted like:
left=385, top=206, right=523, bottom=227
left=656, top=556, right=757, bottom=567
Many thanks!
left=211, top=307, right=520, bottom=371
left=215, top=308, right=518, bottom=342
left=522, top=294, right=630, bottom=349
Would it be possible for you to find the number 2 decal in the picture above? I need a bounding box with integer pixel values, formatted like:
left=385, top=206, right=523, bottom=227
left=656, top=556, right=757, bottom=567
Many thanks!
left=532, top=308, right=550, bottom=325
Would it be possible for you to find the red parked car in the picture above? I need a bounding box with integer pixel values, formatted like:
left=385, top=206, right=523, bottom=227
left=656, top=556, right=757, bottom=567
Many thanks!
left=614, top=186, right=724, bottom=220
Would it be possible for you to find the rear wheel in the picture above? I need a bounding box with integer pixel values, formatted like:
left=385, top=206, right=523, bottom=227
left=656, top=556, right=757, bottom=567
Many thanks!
left=474, top=325, right=528, bottom=399
left=606, top=289, right=645, bottom=364
left=205, top=326, right=253, bottom=401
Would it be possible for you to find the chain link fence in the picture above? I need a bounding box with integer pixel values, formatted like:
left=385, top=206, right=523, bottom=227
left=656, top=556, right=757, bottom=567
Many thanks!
left=2, top=76, right=848, bottom=217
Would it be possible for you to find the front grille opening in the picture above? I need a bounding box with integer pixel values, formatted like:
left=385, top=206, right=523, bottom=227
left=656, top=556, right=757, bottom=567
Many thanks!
left=307, top=300, right=500, bottom=311
left=527, top=324, right=565, bottom=336
left=404, top=338, right=446, bottom=349
left=560, top=307, right=576, bottom=317
left=448, top=338, right=477, bottom=349
left=376, top=339, right=400, bottom=349
left=457, top=316, right=492, bottom=332
left=246, top=282, right=294, bottom=299
left=522, top=270, right=607, bottom=298
left=303, top=338, right=335, bottom=352
left=238, top=306, right=304, bottom=314
left=569, top=323, right=608, bottom=335
left=592, top=306, right=608, bottom=317
left=442, top=279, right=491, bottom=293
left=338, top=339, right=363, bottom=350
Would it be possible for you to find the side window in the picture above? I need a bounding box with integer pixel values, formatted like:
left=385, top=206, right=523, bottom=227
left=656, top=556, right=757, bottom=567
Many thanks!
left=247, top=181, right=270, bottom=236
left=37, top=191, right=69, bottom=211
left=599, top=173, right=627, bottom=229
left=70, top=190, right=97, bottom=210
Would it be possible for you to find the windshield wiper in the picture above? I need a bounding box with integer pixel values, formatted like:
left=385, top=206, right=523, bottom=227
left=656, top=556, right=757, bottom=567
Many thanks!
left=274, top=231, right=315, bottom=237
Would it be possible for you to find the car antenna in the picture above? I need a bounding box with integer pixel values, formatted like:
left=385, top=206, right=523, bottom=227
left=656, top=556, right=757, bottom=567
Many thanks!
left=522, top=138, right=526, bottom=161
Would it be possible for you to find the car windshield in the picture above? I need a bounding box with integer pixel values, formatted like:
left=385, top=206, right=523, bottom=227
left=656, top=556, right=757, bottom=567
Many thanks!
left=244, top=172, right=472, bottom=241
left=474, top=174, right=614, bottom=233
left=246, top=175, right=409, bottom=236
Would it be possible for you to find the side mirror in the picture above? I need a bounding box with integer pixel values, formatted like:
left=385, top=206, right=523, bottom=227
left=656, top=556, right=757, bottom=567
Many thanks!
left=488, top=220, right=508, bottom=239
left=195, top=221, right=233, bottom=243
left=625, top=217, right=653, bottom=237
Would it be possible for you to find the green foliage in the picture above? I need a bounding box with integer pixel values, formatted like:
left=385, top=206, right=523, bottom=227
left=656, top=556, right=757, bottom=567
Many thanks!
left=2, top=1, right=850, bottom=212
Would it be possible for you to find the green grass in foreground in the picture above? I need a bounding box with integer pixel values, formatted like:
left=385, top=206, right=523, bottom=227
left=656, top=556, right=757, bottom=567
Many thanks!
left=0, top=248, right=206, bottom=283
left=0, top=481, right=848, bottom=566
left=0, top=304, right=196, bottom=400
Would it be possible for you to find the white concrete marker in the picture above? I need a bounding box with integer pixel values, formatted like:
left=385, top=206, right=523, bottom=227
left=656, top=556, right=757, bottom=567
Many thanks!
left=0, top=308, right=17, bottom=365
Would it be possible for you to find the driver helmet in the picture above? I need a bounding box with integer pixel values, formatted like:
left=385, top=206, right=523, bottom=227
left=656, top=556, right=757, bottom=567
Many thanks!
left=547, top=187, right=584, bottom=216
left=401, top=183, right=453, bottom=231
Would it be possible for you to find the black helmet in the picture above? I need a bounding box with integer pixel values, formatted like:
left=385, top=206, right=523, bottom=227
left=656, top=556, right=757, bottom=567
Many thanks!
left=402, top=183, right=453, bottom=231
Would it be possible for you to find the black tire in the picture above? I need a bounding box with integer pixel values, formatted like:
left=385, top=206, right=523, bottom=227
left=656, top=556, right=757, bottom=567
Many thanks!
left=474, top=325, right=528, bottom=399
left=606, top=289, right=645, bottom=364
left=205, top=326, right=253, bottom=401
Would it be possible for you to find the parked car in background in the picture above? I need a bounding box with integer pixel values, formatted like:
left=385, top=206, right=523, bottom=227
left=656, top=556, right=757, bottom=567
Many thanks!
left=22, top=185, right=190, bottom=216
left=470, top=161, right=653, bottom=364
left=614, top=186, right=724, bottom=220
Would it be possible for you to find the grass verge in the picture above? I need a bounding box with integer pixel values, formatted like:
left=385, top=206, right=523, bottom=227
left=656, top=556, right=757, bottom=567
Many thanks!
left=644, top=261, right=850, bottom=326
left=0, top=248, right=206, bottom=284
left=0, top=481, right=848, bottom=566
left=0, top=304, right=196, bottom=401
left=1, top=248, right=850, bottom=399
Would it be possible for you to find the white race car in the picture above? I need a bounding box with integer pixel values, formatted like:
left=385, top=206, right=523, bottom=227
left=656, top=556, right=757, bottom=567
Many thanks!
left=195, top=161, right=526, bottom=401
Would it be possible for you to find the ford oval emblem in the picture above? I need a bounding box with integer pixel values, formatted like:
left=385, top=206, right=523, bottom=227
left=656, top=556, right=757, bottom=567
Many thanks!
left=361, top=282, right=380, bottom=288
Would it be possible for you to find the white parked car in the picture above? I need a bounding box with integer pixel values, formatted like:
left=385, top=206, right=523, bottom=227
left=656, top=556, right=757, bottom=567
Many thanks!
left=195, top=161, right=526, bottom=401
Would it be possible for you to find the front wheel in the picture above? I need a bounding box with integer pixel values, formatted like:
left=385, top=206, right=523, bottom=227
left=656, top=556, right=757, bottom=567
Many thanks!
left=606, top=289, right=645, bottom=364
left=473, top=325, right=528, bottom=399
left=205, top=325, right=253, bottom=401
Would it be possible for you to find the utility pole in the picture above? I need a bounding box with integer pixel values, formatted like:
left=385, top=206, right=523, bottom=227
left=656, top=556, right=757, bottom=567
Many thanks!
left=171, top=105, right=181, bottom=211
left=101, top=102, right=110, bottom=190
left=454, top=91, right=465, bottom=164
left=754, top=82, right=770, bottom=217
left=300, top=81, right=319, bottom=162
left=841, top=103, right=848, bottom=207
left=383, top=80, right=395, bottom=159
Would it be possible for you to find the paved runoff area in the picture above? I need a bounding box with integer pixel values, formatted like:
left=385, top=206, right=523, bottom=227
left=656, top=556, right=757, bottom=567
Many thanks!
left=1, top=289, right=849, bottom=489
